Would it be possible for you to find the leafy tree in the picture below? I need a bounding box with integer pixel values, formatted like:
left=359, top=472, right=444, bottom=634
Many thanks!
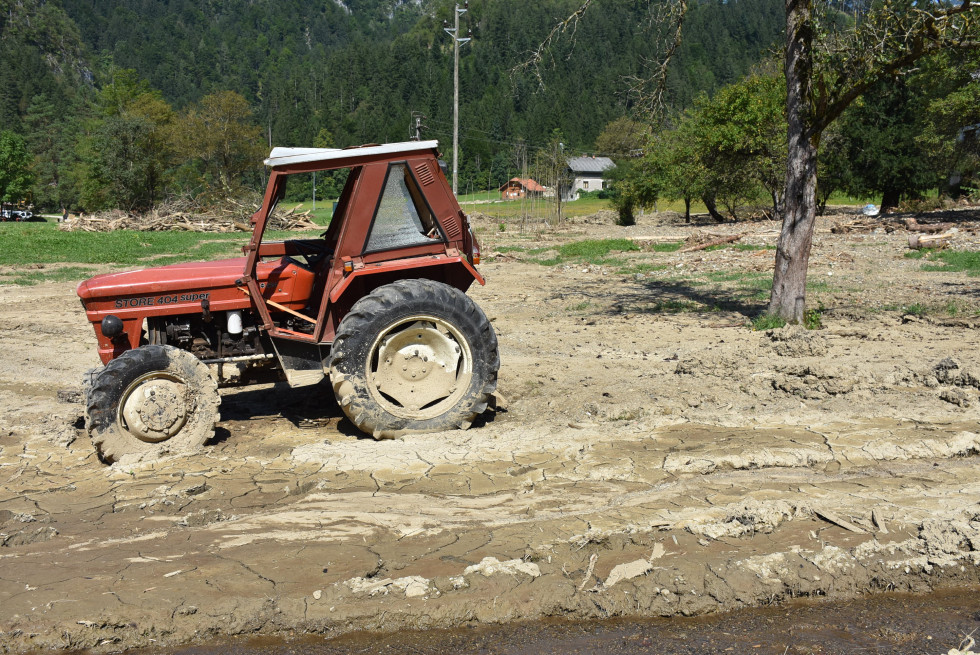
left=831, top=78, right=937, bottom=212
left=813, top=121, right=851, bottom=214
left=607, top=157, right=660, bottom=226
left=637, top=72, right=784, bottom=222
left=773, top=0, right=980, bottom=322
left=23, top=94, right=83, bottom=211
left=75, top=69, right=176, bottom=210
left=96, top=67, right=155, bottom=118
left=78, top=115, right=157, bottom=211
left=0, top=130, right=35, bottom=205
left=595, top=117, right=650, bottom=157
left=170, top=91, right=264, bottom=197
left=689, top=71, right=786, bottom=219
left=915, top=51, right=980, bottom=198
left=646, top=115, right=707, bottom=222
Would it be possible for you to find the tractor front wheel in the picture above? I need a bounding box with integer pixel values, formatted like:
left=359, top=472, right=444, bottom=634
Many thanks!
left=86, top=345, right=220, bottom=463
left=328, top=280, right=499, bottom=438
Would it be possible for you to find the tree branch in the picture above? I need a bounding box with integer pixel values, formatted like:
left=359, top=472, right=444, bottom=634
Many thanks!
left=813, top=0, right=980, bottom=133
left=624, top=0, right=688, bottom=122
left=511, top=0, right=596, bottom=88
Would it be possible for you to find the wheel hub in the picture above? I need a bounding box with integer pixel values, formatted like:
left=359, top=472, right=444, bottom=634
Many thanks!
left=120, top=377, right=189, bottom=443
left=372, top=322, right=461, bottom=411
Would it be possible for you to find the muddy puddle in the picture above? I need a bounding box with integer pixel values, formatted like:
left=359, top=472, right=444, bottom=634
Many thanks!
left=135, top=588, right=979, bottom=655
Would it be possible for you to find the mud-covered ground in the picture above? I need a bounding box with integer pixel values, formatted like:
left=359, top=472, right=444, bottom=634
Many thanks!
left=1, top=209, right=979, bottom=653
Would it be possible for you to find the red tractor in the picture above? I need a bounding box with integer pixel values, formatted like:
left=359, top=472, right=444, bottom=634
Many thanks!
left=77, top=141, right=499, bottom=463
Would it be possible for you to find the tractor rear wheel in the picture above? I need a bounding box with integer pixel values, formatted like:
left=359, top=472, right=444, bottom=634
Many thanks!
left=86, top=345, right=220, bottom=463
left=328, top=279, right=499, bottom=438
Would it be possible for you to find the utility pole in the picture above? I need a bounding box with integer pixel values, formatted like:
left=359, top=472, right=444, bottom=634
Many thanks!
left=443, top=3, right=471, bottom=195
left=410, top=111, right=426, bottom=141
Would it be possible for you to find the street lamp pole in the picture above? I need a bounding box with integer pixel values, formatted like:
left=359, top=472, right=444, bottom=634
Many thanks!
left=444, top=3, right=470, bottom=195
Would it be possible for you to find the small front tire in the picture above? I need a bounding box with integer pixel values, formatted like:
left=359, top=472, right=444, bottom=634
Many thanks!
left=86, top=345, right=220, bottom=463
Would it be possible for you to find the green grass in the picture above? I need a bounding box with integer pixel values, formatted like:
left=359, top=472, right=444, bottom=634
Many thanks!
left=752, top=313, right=787, bottom=330
left=730, top=243, right=775, bottom=251
left=0, top=221, right=321, bottom=268
left=805, top=279, right=836, bottom=293
left=881, top=300, right=980, bottom=317
left=616, top=262, right=669, bottom=275
left=704, top=271, right=748, bottom=283
left=649, top=241, right=684, bottom=253
left=1, top=266, right=97, bottom=286
left=459, top=196, right=612, bottom=220
left=822, top=192, right=878, bottom=207
left=558, top=239, right=639, bottom=259
left=906, top=249, right=980, bottom=276
left=739, top=273, right=773, bottom=300
left=646, top=299, right=706, bottom=313
left=523, top=238, right=641, bottom=267
left=0, top=222, right=239, bottom=266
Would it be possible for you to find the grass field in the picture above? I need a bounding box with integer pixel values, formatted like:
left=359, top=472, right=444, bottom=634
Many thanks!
left=5, top=202, right=974, bottom=306
left=291, top=190, right=875, bottom=226
left=0, top=220, right=321, bottom=285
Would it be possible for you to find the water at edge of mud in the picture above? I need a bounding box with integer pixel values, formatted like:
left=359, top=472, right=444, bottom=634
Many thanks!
left=124, top=587, right=980, bottom=655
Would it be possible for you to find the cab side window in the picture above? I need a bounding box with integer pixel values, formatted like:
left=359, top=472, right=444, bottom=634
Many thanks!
left=365, top=164, right=443, bottom=253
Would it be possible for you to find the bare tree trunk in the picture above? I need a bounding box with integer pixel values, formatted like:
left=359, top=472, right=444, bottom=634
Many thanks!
left=770, top=0, right=817, bottom=324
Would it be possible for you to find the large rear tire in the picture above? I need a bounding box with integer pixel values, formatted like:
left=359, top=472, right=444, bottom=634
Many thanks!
left=86, top=345, right=220, bottom=463
left=328, top=279, right=499, bottom=438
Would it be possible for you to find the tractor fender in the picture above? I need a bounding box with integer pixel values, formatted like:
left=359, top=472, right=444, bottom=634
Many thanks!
left=328, top=256, right=484, bottom=308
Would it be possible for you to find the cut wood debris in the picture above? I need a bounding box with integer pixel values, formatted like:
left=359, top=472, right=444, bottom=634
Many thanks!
left=813, top=508, right=867, bottom=534
left=678, top=232, right=744, bottom=253
left=830, top=217, right=904, bottom=233
left=58, top=198, right=319, bottom=233
left=904, top=218, right=952, bottom=233
left=908, top=228, right=957, bottom=250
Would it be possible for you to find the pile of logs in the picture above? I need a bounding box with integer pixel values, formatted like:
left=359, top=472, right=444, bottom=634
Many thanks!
left=830, top=217, right=905, bottom=233
left=830, top=215, right=961, bottom=249
left=58, top=198, right=319, bottom=233
left=678, top=231, right=744, bottom=253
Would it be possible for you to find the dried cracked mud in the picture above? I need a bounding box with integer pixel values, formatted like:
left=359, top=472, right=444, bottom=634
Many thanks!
left=1, top=210, right=979, bottom=653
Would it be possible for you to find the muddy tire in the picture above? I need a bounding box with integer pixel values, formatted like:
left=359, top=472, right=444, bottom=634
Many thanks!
left=86, top=345, right=220, bottom=463
left=328, top=279, right=499, bottom=438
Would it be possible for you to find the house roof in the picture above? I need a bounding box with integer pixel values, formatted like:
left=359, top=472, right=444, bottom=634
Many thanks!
left=567, top=156, right=615, bottom=174
left=499, top=177, right=546, bottom=192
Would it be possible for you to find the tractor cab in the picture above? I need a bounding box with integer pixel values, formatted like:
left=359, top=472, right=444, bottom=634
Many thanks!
left=242, top=141, right=483, bottom=347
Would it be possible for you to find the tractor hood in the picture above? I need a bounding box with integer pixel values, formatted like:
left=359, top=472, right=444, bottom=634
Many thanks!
left=77, top=255, right=316, bottom=323
left=77, top=258, right=249, bottom=302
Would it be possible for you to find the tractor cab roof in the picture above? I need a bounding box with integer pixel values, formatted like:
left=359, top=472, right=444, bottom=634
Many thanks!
left=264, top=140, right=439, bottom=170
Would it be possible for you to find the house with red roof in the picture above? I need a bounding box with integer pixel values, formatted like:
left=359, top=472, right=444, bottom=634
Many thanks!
left=499, top=177, right=546, bottom=200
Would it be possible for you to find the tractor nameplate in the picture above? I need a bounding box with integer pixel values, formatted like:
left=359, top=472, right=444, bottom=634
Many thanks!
left=115, top=292, right=210, bottom=309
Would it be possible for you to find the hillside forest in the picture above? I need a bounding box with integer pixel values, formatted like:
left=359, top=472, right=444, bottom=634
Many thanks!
left=1, top=0, right=980, bottom=216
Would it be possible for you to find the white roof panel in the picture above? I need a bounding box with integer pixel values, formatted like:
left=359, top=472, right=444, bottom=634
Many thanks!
left=264, top=140, right=439, bottom=168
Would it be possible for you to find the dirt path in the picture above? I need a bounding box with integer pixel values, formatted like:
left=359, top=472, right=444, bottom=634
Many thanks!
left=1, top=211, right=978, bottom=653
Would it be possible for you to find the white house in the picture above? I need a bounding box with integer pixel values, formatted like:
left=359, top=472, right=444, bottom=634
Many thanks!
left=564, top=155, right=615, bottom=201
